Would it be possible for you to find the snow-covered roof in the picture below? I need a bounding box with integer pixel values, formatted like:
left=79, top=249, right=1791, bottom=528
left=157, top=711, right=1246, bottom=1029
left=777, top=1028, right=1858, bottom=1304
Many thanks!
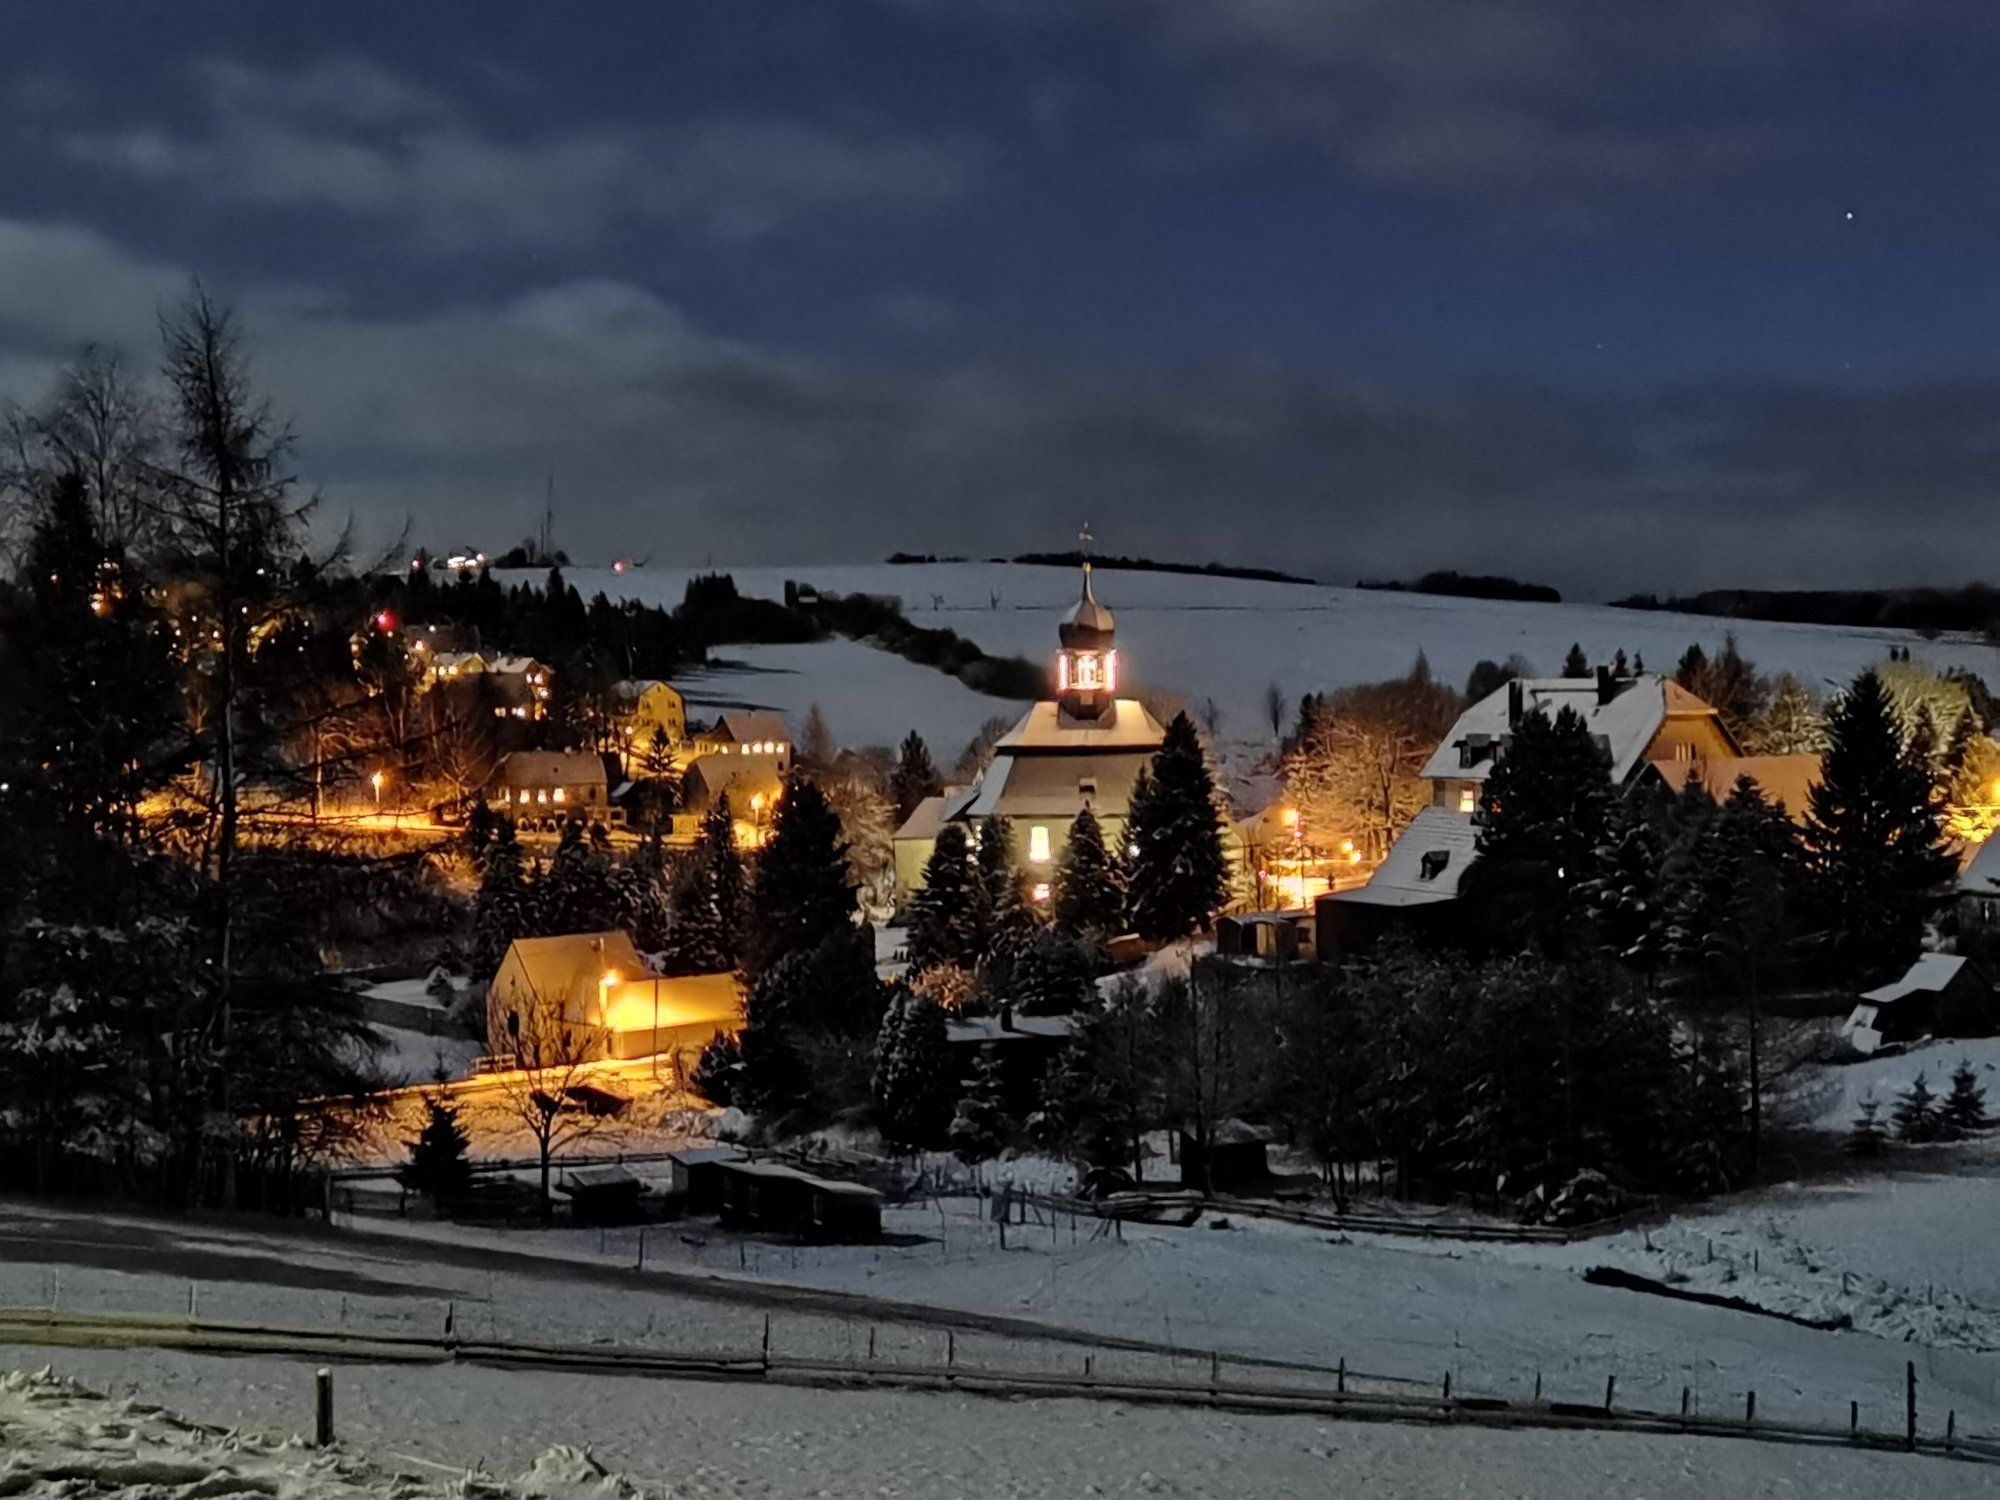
left=1860, top=952, right=1969, bottom=1005
left=1420, top=674, right=1717, bottom=786
left=492, top=750, right=607, bottom=788
left=1330, top=806, right=1480, bottom=909
left=894, top=794, right=950, bottom=843
left=712, top=711, right=790, bottom=745
left=613, top=677, right=677, bottom=700
left=488, top=654, right=548, bottom=676
left=560, top=1164, right=641, bottom=1193
left=1960, top=837, right=2000, bottom=896
left=946, top=1014, right=1076, bottom=1044
left=996, top=698, right=1165, bottom=753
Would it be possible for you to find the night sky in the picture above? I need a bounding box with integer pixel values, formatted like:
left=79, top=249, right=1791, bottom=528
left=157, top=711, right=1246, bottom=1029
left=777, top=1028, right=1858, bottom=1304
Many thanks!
left=6, top=1, right=2000, bottom=596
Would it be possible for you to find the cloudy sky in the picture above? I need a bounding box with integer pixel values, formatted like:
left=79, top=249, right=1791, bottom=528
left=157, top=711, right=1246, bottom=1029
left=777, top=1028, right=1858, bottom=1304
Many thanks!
left=5, top=2, right=2000, bottom=597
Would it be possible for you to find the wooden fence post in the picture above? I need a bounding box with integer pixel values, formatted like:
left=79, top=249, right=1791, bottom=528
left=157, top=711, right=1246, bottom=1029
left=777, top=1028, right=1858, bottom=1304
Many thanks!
left=1680, top=1386, right=1689, bottom=1419
left=313, top=1368, right=333, bottom=1447
left=1532, top=1371, right=1542, bottom=1404
left=1337, top=1358, right=1345, bottom=1394
left=1604, top=1375, right=1616, bottom=1414
left=1745, top=1391, right=1756, bottom=1425
left=1850, top=1400, right=1858, bottom=1436
left=762, top=1314, right=771, bottom=1370
left=1907, top=1361, right=1918, bottom=1453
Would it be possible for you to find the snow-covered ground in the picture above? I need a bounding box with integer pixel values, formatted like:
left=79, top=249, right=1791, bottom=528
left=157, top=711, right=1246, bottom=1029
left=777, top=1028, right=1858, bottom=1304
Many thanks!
left=511, top=561, right=2000, bottom=757
left=5, top=1194, right=2000, bottom=1494
left=19, top=1348, right=1990, bottom=1500
left=0, top=1368, right=641, bottom=1498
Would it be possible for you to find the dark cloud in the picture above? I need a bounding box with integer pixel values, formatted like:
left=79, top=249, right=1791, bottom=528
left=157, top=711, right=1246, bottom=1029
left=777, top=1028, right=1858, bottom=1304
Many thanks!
left=64, top=56, right=987, bottom=246
left=1137, top=0, right=1998, bottom=201
left=2, top=216, right=1984, bottom=598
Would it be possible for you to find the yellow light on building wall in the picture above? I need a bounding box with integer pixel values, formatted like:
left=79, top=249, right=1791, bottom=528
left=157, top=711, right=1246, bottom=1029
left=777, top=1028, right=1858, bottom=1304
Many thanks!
left=1029, top=825, right=1052, bottom=863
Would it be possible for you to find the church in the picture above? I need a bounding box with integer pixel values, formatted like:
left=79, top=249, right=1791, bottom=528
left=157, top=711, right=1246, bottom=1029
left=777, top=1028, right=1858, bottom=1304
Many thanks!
left=894, top=562, right=1166, bottom=904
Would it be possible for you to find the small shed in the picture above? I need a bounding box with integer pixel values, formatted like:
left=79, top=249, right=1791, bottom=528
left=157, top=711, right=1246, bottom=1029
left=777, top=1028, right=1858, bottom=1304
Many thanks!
left=1215, top=910, right=1315, bottom=963
left=668, top=1144, right=745, bottom=1214
left=714, top=1161, right=883, bottom=1242
left=1842, top=953, right=1995, bottom=1055
left=945, top=1009, right=1075, bottom=1115
left=1178, top=1119, right=1272, bottom=1195
left=557, top=1164, right=646, bottom=1226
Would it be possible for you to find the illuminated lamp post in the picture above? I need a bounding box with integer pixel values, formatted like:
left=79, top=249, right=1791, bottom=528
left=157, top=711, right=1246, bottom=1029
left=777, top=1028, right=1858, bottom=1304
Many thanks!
left=371, top=769, right=385, bottom=811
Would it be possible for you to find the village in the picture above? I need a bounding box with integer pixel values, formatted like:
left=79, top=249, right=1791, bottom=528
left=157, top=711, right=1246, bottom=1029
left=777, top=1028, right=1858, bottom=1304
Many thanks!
left=11, top=8, right=2000, bottom=1483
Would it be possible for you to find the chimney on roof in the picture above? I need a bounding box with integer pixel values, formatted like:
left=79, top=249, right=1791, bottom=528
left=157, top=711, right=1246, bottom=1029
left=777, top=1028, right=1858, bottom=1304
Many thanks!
left=1596, top=665, right=1629, bottom=707
left=999, top=1000, right=1016, bottom=1033
left=1506, top=679, right=1524, bottom=728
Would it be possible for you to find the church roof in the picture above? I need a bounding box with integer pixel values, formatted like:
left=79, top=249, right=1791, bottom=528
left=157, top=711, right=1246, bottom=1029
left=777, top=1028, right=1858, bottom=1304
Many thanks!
left=996, top=698, right=1165, bottom=753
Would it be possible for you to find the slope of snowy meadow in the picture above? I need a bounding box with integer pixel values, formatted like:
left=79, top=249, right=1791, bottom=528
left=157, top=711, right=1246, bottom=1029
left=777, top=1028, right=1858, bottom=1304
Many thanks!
left=514, top=561, right=2000, bottom=754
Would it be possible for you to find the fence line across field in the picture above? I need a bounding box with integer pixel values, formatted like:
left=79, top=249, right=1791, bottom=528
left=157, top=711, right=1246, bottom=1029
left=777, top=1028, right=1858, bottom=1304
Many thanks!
left=0, top=1299, right=1989, bottom=1468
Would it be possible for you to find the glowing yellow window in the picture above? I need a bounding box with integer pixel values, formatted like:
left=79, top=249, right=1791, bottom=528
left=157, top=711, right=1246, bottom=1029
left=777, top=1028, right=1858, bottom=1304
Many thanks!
left=1458, top=787, right=1476, bottom=813
left=1029, top=825, right=1052, bottom=864
left=552, top=788, right=566, bottom=804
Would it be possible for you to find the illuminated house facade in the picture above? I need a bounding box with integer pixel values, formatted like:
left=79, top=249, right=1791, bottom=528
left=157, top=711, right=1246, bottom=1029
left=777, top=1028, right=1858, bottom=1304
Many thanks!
left=895, top=562, right=1165, bottom=905
left=485, top=930, right=744, bottom=1066
left=487, top=750, right=613, bottom=829
left=614, top=679, right=688, bottom=768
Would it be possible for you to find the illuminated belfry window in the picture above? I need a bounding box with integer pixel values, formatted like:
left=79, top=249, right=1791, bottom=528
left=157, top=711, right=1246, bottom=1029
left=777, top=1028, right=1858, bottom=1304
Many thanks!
left=1029, top=825, right=1052, bottom=864
left=1055, top=556, right=1119, bottom=724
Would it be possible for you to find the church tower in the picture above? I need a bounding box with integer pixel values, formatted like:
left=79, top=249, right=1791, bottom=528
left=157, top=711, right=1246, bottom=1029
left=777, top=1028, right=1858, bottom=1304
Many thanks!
left=1056, top=559, right=1118, bottom=723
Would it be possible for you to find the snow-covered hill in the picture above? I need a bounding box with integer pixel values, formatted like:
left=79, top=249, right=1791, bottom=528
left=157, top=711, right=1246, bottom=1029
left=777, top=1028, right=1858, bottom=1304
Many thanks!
left=512, top=561, right=2000, bottom=758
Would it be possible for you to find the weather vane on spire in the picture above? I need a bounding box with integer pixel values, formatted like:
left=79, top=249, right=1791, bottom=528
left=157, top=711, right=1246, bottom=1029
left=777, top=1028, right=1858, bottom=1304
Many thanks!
left=1079, top=522, right=1094, bottom=580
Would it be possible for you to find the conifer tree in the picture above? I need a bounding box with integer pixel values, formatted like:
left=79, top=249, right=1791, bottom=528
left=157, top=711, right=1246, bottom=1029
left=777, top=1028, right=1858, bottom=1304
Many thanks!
left=975, top=815, right=1036, bottom=968
left=949, top=1043, right=1014, bottom=1167
left=1561, top=642, right=1590, bottom=678
left=1944, top=1059, right=1990, bottom=1134
left=660, top=798, right=744, bottom=973
left=872, top=988, right=955, bottom=1150
left=1892, top=1070, right=1944, bottom=1143
left=1468, top=704, right=1612, bottom=944
left=1053, top=805, right=1125, bottom=937
left=1802, top=670, right=1954, bottom=972
left=745, top=774, right=855, bottom=977
left=1579, top=796, right=1664, bottom=968
left=471, top=822, right=527, bottom=975
left=889, top=730, right=944, bottom=824
left=692, top=1031, right=742, bottom=1107
left=403, top=1094, right=472, bottom=1205
left=908, top=824, right=982, bottom=971
left=1008, top=926, right=1095, bottom=1015
left=1125, top=713, right=1230, bottom=940
left=801, top=704, right=837, bottom=776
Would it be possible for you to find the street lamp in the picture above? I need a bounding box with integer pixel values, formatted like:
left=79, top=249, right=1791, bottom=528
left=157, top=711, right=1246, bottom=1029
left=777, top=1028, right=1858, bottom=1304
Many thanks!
left=370, top=770, right=385, bottom=808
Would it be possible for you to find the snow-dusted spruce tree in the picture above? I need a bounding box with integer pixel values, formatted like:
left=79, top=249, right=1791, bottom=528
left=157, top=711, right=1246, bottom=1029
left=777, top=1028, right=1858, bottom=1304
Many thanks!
left=745, top=774, right=856, bottom=979
left=659, top=796, right=749, bottom=976
left=1465, top=703, right=1613, bottom=949
left=1847, top=1094, right=1887, bottom=1156
left=1008, top=926, right=1095, bottom=1015
left=691, top=1031, right=742, bottom=1107
left=889, top=730, right=944, bottom=824
left=907, top=824, right=982, bottom=971
left=1053, top=805, right=1125, bottom=938
left=1802, top=669, right=1954, bottom=975
left=1742, top=672, right=1827, bottom=756
left=402, top=1094, right=472, bottom=1206
left=871, top=988, right=955, bottom=1152
left=471, top=822, right=529, bottom=976
left=949, top=1044, right=1014, bottom=1169
left=1561, top=642, right=1590, bottom=678
left=1891, top=1070, right=1944, bottom=1143
left=975, top=815, right=1037, bottom=975
left=1125, top=712, right=1230, bottom=941
left=1944, top=1059, right=1990, bottom=1135
left=1578, top=795, right=1666, bottom=970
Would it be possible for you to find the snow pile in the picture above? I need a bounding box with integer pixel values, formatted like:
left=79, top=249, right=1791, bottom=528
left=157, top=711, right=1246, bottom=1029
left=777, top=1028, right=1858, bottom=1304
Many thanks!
left=1592, top=1207, right=2000, bottom=1352
left=0, top=1368, right=646, bottom=1499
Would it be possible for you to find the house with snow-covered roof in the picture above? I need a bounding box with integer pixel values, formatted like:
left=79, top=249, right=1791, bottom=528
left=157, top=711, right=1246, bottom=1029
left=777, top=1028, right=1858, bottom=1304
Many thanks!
left=1321, top=667, right=1755, bottom=951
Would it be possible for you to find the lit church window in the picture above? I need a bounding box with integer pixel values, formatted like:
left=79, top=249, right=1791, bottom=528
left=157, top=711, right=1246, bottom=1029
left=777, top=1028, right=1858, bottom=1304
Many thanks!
left=1029, top=825, right=1052, bottom=863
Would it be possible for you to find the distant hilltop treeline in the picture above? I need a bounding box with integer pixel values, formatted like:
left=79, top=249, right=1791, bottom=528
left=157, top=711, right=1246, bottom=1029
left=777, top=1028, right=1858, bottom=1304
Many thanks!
left=885, top=550, right=1317, bottom=586
left=1613, top=584, right=2000, bottom=638
left=1356, top=570, right=1562, bottom=605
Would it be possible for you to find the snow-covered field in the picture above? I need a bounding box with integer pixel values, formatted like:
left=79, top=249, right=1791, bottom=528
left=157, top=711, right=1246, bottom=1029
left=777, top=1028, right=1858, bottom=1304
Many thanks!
left=6, top=1189, right=2000, bottom=1493
left=511, top=561, right=2000, bottom=756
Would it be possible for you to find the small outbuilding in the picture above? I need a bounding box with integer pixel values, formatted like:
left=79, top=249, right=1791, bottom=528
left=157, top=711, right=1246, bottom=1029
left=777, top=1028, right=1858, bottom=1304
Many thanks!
left=557, top=1164, right=646, bottom=1226
left=714, top=1160, right=883, bottom=1242
left=1178, top=1119, right=1273, bottom=1195
left=1842, top=953, right=1995, bottom=1055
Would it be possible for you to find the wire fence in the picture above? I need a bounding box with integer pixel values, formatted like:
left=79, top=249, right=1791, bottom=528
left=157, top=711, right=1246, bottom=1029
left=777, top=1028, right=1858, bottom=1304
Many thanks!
left=0, top=1297, right=1991, bottom=1468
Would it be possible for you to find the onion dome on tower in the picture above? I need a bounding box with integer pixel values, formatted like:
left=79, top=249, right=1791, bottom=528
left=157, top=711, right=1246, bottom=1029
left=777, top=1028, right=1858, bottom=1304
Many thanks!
left=1056, top=560, right=1118, bottom=722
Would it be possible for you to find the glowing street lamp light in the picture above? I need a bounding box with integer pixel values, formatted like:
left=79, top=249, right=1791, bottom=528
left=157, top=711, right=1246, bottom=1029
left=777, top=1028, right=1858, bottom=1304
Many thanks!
left=370, top=770, right=385, bottom=807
